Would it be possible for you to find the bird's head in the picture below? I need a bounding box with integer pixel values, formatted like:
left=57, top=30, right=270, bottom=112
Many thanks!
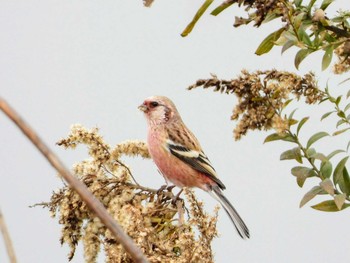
left=138, top=96, right=179, bottom=125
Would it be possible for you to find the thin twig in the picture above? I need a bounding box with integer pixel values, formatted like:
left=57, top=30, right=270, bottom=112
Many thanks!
left=0, top=209, right=17, bottom=263
left=0, top=98, right=148, bottom=263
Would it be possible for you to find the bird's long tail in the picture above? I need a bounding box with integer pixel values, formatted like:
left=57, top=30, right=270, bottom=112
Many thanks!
left=209, top=185, right=250, bottom=239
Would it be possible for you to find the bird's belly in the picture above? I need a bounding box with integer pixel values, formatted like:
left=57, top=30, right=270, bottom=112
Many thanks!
left=151, top=148, right=208, bottom=190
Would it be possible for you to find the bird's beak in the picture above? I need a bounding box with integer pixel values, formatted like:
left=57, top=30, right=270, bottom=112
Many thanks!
left=138, top=104, right=148, bottom=112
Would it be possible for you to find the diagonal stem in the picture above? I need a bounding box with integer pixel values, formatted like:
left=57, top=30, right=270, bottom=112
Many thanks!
left=0, top=98, right=148, bottom=263
left=0, top=209, right=17, bottom=263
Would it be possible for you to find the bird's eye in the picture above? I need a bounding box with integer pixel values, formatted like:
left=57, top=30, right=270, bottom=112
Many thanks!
left=150, top=101, right=159, bottom=108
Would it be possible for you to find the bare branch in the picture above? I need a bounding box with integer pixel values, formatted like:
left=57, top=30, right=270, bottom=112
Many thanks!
left=0, top=209, right=17, bottom=263
left=0, top=98, right=148, bottom=263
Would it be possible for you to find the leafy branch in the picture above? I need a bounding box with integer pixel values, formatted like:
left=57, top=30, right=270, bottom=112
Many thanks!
left=181, top=0, right=350, bottom=70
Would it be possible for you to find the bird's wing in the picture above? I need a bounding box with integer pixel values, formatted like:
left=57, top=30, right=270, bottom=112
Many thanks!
left=166, top=140, right=226, bottom=190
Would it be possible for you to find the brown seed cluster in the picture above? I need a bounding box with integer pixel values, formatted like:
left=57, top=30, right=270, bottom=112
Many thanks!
left=37, top=125, right=219, bottom=262
left=233, top=0, right=287, bottom=27
left=333, top=40, right=350, bottom=74
left=188, top=70, right=323, bottom=140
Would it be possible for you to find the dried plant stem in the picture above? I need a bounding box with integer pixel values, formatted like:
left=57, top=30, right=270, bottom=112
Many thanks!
left=0, top=98, right=148, bottom=263
left=0, top=209, right=17, bottom=263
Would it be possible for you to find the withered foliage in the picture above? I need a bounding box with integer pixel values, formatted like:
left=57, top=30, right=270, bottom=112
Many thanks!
left=232, top=0, right=287, bottom=27
left=188, top=70, right=324, bottom=140
left=333, top=40, right=350, bottom=74
left=35, top=125, right=219, bottom=263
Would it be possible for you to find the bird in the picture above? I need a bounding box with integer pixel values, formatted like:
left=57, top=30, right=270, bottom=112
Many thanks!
left=138, top=95, right=250, bottom=239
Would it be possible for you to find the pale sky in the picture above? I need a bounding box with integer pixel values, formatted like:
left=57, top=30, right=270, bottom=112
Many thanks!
left=1, top=1, right=349, bottom=262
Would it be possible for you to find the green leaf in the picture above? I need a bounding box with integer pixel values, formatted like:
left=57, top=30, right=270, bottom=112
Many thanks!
left=320, top=160, right=333, bottom=178
left=322, top=45, right=334, bottom=70
left=320, top=178, right=334, bottom=195
left=306, top=148, right=316, bottom=157
left=295, top=49, right=313, bottom=69
left=294, top=0, right=303, bottom=7
left=337, top=110, right=346, bottom=118
left=334, top=193, right=347, bottom=210
left=336, top=119, right=346, bottom=128
left=211, top=1, right=234, bottom=16
left=288, top=108, right=297, bottom=120
left=282, top=98, right=293, bottom=109
left=280, top=147, right=303, bottom=163
left=298, top=26, right=312, bottom=46
left=333, top=156, right=349, bottom=185
left=320, top=111, right=335, bottom=121
left=320, top=0, right=334, bottom=10
left=181, top=0, right=214, bottom=37
left=291, top=166, right=316, bottom=187
left=338, top=167, right=350, bottom=195
left=300, top=186, right=325, bottom=208
left=307, top=0, right=317, bottom=12
left=281, top=40, right=296, bottom=54
left=344, top=103, right=350, bottom=112
left=289, top=119, right=298, bottom=126
left=255, top=28, right=285, bottom=55
left=311, top=200, right=350, bottom=212
left=327, top=149, right=345, bottom=160
left=310, top=152, right=327, bottom=161
left=264, top=133, right=296, bottom=143
left=333, top=128, right=350, bottom=136
left=297, top=116, right=309, bottom=135
left=294, top=12, right=306, bottom=29
left=306, top=132, right=329, bottom=149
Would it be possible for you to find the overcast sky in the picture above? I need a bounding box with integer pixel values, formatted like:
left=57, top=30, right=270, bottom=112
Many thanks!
left=1, top=0, right=349, bottom=262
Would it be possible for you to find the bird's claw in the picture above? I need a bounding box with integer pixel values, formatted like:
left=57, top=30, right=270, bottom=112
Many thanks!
left=156, top=185, right=168, bottom=195
left=171, top=189, right=184, bottom=206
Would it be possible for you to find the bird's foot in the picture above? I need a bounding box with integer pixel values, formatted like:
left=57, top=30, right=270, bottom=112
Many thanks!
left=171, top=189, right=184, bottom=206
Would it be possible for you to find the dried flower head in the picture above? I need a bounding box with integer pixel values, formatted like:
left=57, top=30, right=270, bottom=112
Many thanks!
left=35, top=125, right=219, bottom=262
left=233, top=0, right=288, bottom=27
left=188, top=70, right=323, bottom=140
left=333, top=40, right=350, bottom=74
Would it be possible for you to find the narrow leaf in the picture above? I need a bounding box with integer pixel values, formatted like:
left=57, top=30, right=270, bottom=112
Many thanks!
left=294, top=0, right=303, bottom=7
left=306, top=132, right=329, bottom=149
left=336, top=119, right=346, bottom=128
left=255, top=28, right=285, bottom=55
left=311, top=200, right=350, bottom=212
left=264, top=133, right=296, bottom=143
left=295, top=49, right=313, bottom=69
left=281, top=40, right=296, bottom=54
left=338, top=167, right=350, bottom=195
left=321, top=111, right=335, bottom=121
left=333, top=128, right=350, bottom=136
left=280, top=147, right=303, bottom=163
left=310, top=152, right=327, bottom=161
left=334, top=194, right=346, bottom=210
left=297, top=116, right=309, bottom=135
left=320, top=178, right=334, bottom=195
left=322, top=45, right=334, bottom=70
left=333, top=156, right=349, bottom=185
left=181, top=0, right=214, bottom=37
left=300, top=186, right=325, bottom=208
left=320, top=0, right=334, bottom=10
left=327, top=149, right=345, bottom=160
left=307, top=0, right=317, bottom=12
left=211, top=0, right=234, bottom=16
left=344, top=102, right=350, bottom=112
left=292, top=166, right=316, bottom=187
left=289, top=108, right=298, bottom=120
left=320, top=161, right=332, bottom=178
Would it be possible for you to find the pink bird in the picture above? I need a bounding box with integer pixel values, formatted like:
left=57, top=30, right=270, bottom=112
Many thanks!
left=139, top=96, right=249, bottom=239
